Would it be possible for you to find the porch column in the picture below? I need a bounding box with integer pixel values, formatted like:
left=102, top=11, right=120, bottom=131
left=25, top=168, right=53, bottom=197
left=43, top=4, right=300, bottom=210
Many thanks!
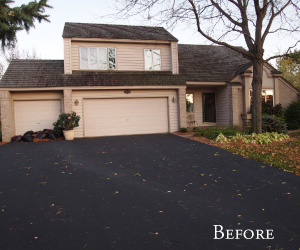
left=231, top=85, right=240, bottom=126
left=0, top=90, right=14, bottom=142
left=241, top=71, right=252, bottom=114
left=63, top=89, right=73, bottom=113
left=272, top=71, right=282, bottom=105
left=241, top=71, right=252, bottom=128
left=178, top=88, right=187, bottom=128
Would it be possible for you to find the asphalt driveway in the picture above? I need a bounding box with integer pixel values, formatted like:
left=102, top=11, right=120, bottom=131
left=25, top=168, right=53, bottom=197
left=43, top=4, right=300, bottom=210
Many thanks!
left=0, top=134, right=299, bottom=250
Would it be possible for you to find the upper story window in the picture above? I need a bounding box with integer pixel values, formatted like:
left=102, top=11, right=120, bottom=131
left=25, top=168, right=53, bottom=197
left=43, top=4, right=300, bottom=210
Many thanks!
left=144, top=49, right=161, bottom=70
left=80, top=47, right=116, bottom=70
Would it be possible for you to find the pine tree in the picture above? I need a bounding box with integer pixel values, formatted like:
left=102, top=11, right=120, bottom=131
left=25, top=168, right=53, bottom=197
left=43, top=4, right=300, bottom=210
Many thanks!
left=0, top=0, right=52, bottom=48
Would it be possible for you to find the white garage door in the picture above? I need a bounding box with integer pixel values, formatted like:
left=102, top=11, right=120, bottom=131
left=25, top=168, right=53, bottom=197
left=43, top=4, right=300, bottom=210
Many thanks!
left=14, top=100, right=61, bottom=135
left=84, top=98, right=169, bottom=137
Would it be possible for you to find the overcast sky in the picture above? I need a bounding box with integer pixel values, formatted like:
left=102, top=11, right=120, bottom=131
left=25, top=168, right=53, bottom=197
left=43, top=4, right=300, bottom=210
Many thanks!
left=13, top=0, right=300, bottom=62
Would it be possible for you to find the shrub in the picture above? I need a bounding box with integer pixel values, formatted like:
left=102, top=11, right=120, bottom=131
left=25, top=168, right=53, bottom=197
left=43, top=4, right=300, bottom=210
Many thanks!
left=285, top=101, right=300, bottom=130
left=194, top=125, right=242, bottom=139
left=262, top=102, right=284, bottom=118
left=180, top=127, right=187, bottom=133
left=262, top=115, right=288, bottom=134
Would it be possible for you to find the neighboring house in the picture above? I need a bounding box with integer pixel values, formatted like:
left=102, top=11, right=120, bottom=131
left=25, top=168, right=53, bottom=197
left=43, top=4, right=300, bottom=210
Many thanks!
left=0, top=22, right=299, bottom=142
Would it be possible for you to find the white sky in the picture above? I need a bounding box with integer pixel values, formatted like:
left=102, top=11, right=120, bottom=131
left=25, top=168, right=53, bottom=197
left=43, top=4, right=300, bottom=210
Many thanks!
left=14, top=0, right=300, bottom=63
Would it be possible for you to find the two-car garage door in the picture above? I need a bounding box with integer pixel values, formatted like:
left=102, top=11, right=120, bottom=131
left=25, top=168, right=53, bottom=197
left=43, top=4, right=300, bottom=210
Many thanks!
left=84, top=98, right=169, bottom=137
left=13, top=97, right=170, bottom=137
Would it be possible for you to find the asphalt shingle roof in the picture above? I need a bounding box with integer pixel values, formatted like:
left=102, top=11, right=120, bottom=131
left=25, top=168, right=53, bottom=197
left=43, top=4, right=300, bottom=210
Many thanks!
left=62, top=22, right=178, bottom=42
left=0, top=60, right=184, bottom=88
left=178, top=44, right=251, bottom=82
left=0, top=44, right=255, bottom=88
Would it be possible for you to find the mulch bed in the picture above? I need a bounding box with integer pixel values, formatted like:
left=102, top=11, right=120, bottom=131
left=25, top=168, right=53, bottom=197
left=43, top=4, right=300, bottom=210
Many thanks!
left=172, top=129, right=300, bottom=147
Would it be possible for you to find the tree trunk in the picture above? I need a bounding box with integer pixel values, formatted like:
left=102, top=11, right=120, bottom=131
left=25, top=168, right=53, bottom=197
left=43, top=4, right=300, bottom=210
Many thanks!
left=251, top=59, right=264, bottom=133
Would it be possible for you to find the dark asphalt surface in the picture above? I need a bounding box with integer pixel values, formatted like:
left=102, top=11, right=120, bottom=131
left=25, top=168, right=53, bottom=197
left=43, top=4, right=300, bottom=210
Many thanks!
left=0, top=134, right=299, bottom=250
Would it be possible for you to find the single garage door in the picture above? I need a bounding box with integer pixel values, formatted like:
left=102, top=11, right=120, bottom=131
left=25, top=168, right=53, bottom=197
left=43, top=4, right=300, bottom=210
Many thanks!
left=14, top=100, right=61, bottom=135
left=84, top=98, right=169, bottom=137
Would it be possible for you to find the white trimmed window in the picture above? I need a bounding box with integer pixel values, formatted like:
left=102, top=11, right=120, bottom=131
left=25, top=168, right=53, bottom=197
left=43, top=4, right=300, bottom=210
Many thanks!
left=250, top=89, right=274, bottom=106
left=186, top=94, right=194, bottom=112
left=144, top=49, right=161, bottom=70
left=80, top=47, right=116, bottom=70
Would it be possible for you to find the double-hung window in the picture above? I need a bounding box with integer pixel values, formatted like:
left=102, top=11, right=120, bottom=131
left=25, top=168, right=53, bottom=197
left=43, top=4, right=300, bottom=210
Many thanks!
left=80, top=47, right=116, bottom=70
left=144, top=49, right=161, bottom=70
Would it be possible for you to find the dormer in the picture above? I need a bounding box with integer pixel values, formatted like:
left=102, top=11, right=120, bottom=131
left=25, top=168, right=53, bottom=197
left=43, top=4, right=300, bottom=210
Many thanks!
left=62, top=22, right=179, bottom=75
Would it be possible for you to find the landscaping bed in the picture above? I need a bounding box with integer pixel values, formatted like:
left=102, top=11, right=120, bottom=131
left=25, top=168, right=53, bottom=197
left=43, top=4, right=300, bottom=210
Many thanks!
left=173, top=129, right=300, bottom=175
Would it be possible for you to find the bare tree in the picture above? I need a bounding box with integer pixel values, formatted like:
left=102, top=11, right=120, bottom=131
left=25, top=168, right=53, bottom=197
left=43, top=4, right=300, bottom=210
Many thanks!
left=112, top=0, right=300, bottom=133
left=0, top=44, right=40, bottom=75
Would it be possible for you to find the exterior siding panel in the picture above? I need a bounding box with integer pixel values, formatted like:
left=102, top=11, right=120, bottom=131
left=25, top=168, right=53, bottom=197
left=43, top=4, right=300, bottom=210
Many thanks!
left=71, top=42, right=172, bottom=72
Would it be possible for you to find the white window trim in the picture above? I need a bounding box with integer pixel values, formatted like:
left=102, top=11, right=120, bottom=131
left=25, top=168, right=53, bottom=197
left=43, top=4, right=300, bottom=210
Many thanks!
left=107, top=48, right=117, bottom=70
left=249, top=89, right=274, bottom=107
left=79, top=47, right=117, bottom=70
left=144, top=49, right=161, bottom=71
left=186, top=93, right=194, bottom=113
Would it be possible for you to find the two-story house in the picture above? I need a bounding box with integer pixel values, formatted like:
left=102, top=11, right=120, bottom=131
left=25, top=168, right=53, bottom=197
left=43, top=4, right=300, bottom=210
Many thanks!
left=0, top=22, right=299, bottom=142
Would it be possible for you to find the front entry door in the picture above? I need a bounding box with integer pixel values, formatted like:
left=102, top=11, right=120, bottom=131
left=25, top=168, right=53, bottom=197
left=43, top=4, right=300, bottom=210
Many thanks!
left=203, top=93, right=216, bottom=123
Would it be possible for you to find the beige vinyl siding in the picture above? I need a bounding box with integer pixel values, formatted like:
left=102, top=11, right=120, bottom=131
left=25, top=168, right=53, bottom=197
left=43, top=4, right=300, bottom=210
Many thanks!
left=215, top=85, right=230, bottom=126
left=72, top=89, right=178, bottom=138
left=71, top=42, right=172, bottom=71
left=12, top=91, right=63, bottom=101
left=278, top=79, right=299, bottom=108
left=64, top=39, right=72, bottom=74
left=171, top=42, right=179, bottom=74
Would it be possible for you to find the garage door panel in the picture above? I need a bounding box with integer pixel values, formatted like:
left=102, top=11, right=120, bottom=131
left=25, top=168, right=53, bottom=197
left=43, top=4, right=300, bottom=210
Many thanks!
left=14, top=100, right=61, bottom=135
left=84, top=98, right=168, bottom=137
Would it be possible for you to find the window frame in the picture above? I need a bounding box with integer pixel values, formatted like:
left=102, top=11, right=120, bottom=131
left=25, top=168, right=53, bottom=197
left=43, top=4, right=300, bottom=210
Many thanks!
left=144, top=49, right=161, bottom=71
left=186, top=93, right=194, bottom=113
left=249, top=89, right=274, bottom=107
left=79, top=47, right=117, bottom=70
